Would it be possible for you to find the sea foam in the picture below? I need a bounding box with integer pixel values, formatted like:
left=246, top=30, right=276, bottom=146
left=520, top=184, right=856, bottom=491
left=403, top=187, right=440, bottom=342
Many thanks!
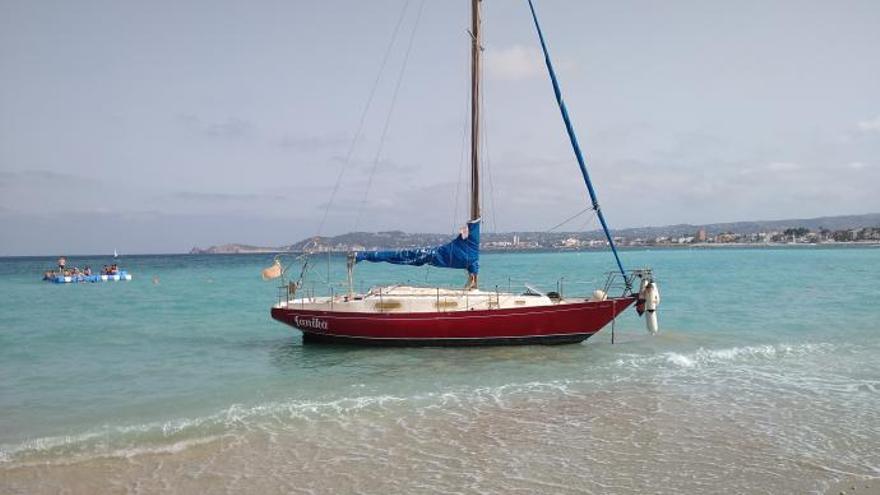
left=0, top=379, right=589, bottom=467
left=616, top=342, right=835, bottom=370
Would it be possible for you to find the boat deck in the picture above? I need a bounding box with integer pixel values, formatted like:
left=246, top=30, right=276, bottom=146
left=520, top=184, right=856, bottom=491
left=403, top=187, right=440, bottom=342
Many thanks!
left=275, top=285, right=601, bottom=314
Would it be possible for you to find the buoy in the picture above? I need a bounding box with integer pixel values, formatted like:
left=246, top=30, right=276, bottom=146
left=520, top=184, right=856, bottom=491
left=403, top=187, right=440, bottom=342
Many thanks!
left=644, top=281, right=660, bottom=334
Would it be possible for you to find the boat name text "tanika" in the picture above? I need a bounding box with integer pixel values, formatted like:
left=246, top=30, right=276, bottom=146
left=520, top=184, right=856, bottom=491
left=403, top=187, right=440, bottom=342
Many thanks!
left=294, top=316, right=328, bottom=330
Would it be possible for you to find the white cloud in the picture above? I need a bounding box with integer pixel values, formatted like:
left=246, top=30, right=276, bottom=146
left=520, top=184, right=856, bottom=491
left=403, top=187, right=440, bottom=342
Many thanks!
left=848, top=161, right=869, bottom=170
left=857, top=115, right=880, bottom=132
left=768, top=161, right=800, bottom=172
left=485, top=45, right=546, bottom=80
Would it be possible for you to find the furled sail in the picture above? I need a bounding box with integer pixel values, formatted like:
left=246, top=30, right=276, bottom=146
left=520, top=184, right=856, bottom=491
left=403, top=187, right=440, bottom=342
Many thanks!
left=527, top=0, right=626, bottom=280
left=355, top=219, right=480, bottom=274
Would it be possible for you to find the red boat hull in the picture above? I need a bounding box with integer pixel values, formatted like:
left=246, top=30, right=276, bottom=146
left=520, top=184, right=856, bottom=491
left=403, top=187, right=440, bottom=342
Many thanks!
left=271, top=296, right=636, bottom=346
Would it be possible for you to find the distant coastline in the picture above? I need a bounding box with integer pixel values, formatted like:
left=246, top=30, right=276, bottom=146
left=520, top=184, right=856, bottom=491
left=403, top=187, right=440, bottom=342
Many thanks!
left=187, top=242, right=880, bottom=255
left=190, top=212, right=880, bottom=255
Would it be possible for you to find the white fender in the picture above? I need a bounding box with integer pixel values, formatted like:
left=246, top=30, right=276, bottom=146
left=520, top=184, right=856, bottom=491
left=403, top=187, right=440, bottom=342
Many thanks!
left=644, top=282, right=660, bottom=334
left=590, top=289, right=607, bottom=301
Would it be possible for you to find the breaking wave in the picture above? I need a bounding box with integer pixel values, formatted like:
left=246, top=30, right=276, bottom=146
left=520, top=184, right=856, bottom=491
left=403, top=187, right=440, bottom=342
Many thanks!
left=1, top=342, right=844, bottom=468
left=0, top=393, right=406, bottom=466
left=615, top=342, right=835, bottom=369
left=0, top=381, right=578, bottom=467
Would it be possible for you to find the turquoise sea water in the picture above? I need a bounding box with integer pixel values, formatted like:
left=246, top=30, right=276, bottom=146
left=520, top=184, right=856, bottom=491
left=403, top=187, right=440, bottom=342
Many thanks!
left=1, top=248, right=878, bottom=493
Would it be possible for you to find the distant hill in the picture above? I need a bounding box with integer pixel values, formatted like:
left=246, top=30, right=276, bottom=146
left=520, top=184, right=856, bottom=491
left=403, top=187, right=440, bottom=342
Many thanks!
left=189, top=212, right=880, bottom=254
left=604, top=213, right=880, bottom=239
left=188, top=243, right=284, bottom=254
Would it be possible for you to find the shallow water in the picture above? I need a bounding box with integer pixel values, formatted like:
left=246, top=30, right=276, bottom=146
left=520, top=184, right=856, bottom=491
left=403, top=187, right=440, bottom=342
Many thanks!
left=1, top=248, right=878, bottom=493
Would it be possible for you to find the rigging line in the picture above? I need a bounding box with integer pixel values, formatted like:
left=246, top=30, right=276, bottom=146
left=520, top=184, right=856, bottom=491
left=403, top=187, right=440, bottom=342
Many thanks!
left=353, top=0, right=426, bottom=232
left=480, top=62, right=498, bottom=233
left=451, top=41, right=470, bottom=234
left=544, top=206, right=594, bottom=233
left=315, top=0, right=413, bottom=238
left=476, top=4, right=497, bottom=233
left=575, top=216, right=601, bottom=245
left=452, top=113, right=468, bottom=231
left=577, top=211, right=599, bottom=232
left=450, top=96, right=469, bottom=268
left=527, top=0, right=627, bottom=280
left=452, top=14, right=477, bottom=235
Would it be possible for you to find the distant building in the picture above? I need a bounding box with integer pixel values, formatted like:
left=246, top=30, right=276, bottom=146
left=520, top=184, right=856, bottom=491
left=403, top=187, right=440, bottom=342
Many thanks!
left=716, top=232, right=738, bottom=243
left=696, top=228, right=707, bottom=242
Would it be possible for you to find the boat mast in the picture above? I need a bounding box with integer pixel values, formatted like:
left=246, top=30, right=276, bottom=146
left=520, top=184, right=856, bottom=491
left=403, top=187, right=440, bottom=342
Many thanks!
left=469, top=0, right=481, bottom=222
left=465, top=0, right=482, bottom=290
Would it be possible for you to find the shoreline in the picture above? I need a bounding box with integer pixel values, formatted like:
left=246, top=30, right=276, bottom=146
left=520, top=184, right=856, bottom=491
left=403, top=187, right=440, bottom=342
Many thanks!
left=5, top=241, right=878, bottom=259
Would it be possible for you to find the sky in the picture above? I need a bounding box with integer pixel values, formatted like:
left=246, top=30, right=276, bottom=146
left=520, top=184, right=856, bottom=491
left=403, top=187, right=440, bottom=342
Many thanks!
left=1, top=0, right=879, bottom=255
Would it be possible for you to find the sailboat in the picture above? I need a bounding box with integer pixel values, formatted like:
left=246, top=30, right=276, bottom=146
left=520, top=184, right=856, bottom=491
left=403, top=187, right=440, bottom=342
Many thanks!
left=271, top=0, right=659, bottom=345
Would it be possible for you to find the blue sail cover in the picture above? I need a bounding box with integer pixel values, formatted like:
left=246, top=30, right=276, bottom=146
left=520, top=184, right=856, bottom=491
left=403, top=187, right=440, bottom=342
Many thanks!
left=355, top=220, right=480, bottom=274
